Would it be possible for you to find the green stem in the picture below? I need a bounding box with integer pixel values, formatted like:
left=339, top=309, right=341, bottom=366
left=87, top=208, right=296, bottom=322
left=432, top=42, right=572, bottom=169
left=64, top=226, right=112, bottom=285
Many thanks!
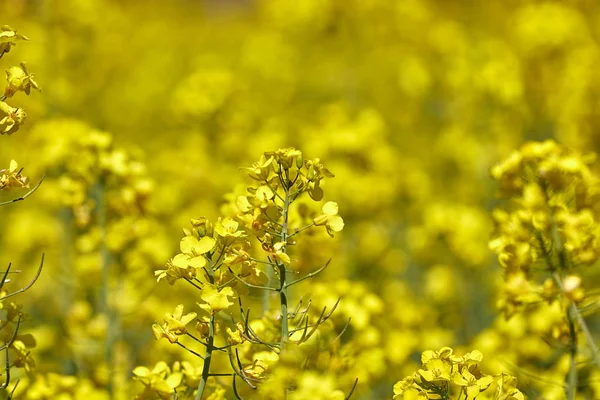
left=571, top=305, right=600, bottom=370
left=95, top=180, right=114, bottom=396
left=566, top=303, right=577, bottom=400
left=195, top=314, right=214, bottom=400
left=541, top=185, right=578, bottom=399
left=278, top=179, right=291, bottom=349
left=196, top=255, right=216, bottom=400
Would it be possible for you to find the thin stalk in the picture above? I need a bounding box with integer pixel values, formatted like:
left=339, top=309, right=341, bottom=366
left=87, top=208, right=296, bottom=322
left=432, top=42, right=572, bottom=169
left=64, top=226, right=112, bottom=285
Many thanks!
left=571, top=305, right=600, bottom=369
left=196, top=254, right=216, bottom=400
left=566, top=304, right=577, bottom=400
left=540, top=183, right=579, bottom=399
left=195, top=314, right=214, bottom=400
left=278, top=175, right=291, bottom=349
left=95, top=180, right=115, bottom=396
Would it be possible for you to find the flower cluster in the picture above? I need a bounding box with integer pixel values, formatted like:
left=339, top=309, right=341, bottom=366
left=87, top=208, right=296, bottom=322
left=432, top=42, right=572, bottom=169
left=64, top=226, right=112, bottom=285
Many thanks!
left=133, top=361, right=225, bottom=400
left=0, top=23, right=44, bottom=397
left=490, top=140, right=598, bottom=315
left=489, top=140, right=600, bottom=398
left=138, top=148, right=348, bottom=399
left=393, top=347, right=524, bottom=400
left=7, top=0, right=600, bottom=398
left=0, top=25, right=38, bottom=135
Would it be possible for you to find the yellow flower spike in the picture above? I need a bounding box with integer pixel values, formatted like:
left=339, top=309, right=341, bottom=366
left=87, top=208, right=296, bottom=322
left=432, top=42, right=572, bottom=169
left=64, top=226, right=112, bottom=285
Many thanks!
left=180, top=235, right=216, bottom=255
left=5, top=62, right=40, bottom=98
left=0, top=101, right=26, bottom=135
left=198, top=285, right=235, bottom=314
left=0, top=25, right=29, bottom=59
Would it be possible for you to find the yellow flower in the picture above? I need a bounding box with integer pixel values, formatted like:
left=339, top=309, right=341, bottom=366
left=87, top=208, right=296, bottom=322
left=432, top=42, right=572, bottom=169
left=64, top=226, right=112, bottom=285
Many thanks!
left=243, top=351, right=279, bottom=380
left=164, top=304, right=197, bottom=334
left=393, top=376, right=427, bottom=400
left=495, top=373, right=525, bottom=400
left=305, top=157, right=334, bottom=180
left=155, top=235, right=217, bottom=282
left=421, top=346, right=455, bottom=364
left=181, top=361, right=202, bottom=387
left=0, top=101, right=26, bottom=135
left=265, top=147, right=303, bottom=169
left=0, top=159, right=29, bottom=189
left=227, top=327, right=244, bottom=345
left=251, top=185, right=275, bottom=208
left=452, top=368, right=494, bottom=400
left=11, top=340, right=35, bottom=373
left=5, top=62, right=40, bottom=98
left=417, top=358, right=452, bottom=383
left=214, top=217, right=245, bottom=237
left=198, top=285, right=235, bottom=314
left=133, top=362, right=182, bottom=399
left=180, top=235, right=216, bottom=255
left=155, top=252, right=204, bottom=284
left=241, top=154, right=275, bottom=181
left=0, top=25, right=29, bottom=59
left=313, top=201, right=345, bottom=236
left=272, top=241, right=291, bottom=265
left=152, top=305, right=197, bottom=343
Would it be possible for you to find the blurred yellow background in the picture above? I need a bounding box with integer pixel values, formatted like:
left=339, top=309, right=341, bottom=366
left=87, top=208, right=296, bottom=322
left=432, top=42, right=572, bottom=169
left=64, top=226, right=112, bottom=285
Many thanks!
left=2, top=0, right=600, bottom=398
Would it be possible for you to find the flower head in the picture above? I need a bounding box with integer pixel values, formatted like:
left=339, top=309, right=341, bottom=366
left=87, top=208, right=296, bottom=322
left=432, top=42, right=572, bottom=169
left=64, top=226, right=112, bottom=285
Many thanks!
left=0, top=101, right=26, bottom=135
left=5, top=62, right=40, bottom=98
left=313, top=201, right=345, bottom=237
left=0, top=25, right=29, bottom=59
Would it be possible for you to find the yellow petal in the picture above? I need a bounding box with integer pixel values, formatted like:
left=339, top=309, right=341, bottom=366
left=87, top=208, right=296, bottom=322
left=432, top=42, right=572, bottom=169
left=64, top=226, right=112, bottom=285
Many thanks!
left=8, top=159, right=17, bottom=173
left=196, top=236, right=216, bottom=254
left=180, top=236, right=199, bottom=254
left=188, top=255, right=207, bottom=269
left=165, top=372, right=183, bottom=389
left=199, top=286, right=235, bottom=314
left=322, top=201, right=339, bottom=216
left=171, top=253, right=189, bottom=268
left=132, top=366, right=151, bottom=377
left=328, top=215, right=345, bottom=232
